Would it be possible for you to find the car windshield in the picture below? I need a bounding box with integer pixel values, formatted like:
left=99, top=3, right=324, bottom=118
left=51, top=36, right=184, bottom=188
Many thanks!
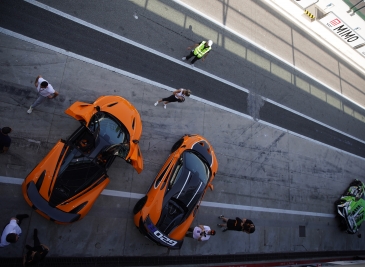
left=87, top=112, right=130, bottom=158
left=89, top=112, right=128, bottom=144
left=184, top=151, right=210, bottom=184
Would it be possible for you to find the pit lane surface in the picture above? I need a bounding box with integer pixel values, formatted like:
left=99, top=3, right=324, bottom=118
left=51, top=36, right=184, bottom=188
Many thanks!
left=0, top=0, right=365, bottom=263
left=1, top=0, right=365, bottom=157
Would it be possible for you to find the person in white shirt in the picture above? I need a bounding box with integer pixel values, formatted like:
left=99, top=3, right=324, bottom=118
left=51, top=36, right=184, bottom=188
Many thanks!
left=185, top=225, right=215, bottom=241
left=0, top=214, right=29, bottom=247
left=27, top=75, right=59, bottom=114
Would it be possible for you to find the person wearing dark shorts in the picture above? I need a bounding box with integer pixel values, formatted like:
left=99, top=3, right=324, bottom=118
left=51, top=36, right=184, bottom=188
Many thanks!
left=23, top=229, right=49, bottom=266
left=154, top=88, right=191, bottom=109
left=217, top=215, right=255, bottom=233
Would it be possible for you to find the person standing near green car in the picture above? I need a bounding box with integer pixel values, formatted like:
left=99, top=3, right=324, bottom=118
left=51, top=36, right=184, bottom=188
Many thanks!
left=182, top=40, right=213, bottom=67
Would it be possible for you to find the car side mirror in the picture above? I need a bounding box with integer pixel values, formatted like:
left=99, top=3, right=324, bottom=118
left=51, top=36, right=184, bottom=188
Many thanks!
left=208, top=184, right=214, bottom=191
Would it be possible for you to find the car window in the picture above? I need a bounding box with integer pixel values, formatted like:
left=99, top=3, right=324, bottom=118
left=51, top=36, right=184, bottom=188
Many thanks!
left=89, top=112, right=128, bottom=145
left=116, top=143, right=130, bottom=158
left=168, top=157, right=184, bottom=189
left=87, top=112, right=131, bottom=159
left=58, top=147, right=94, bottom=176
left=155, top=164, right=169, bottom=188
left=184, top=151, right=210, bottom=184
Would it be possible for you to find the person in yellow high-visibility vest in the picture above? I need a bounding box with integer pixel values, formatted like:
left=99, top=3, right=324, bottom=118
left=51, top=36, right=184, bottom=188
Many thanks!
left=182, top=40, right=213, bottom=67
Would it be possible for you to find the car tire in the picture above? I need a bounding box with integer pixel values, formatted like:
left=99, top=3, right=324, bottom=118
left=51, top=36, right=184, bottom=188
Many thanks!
left=334, top=199, right=343, bottom=206
left=350, top=180, right=362, bottom=187
left=171, top=138, right=184, bottom=153
left=334, top=199, right=342, bottom=215
left=339, top=219, right=348, bottom=232
left=133, top=196, right=147, bottom=215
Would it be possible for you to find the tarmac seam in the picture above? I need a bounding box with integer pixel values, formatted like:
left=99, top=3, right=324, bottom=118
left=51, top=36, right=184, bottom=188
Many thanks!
left=173, top=0, right=365, bottom=111
left=25, top=0, right=365, bottom=113
left=1, top=28, right=365, bottom=159
left=0, top=176, right=335, bottom=218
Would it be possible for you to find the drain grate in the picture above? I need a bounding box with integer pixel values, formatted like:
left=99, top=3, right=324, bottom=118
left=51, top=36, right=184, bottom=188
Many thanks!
left=299, top=225, right=306, bottom=237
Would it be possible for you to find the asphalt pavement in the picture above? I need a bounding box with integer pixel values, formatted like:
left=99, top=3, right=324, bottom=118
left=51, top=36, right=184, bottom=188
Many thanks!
left=1, top=0, right=365, bottom=266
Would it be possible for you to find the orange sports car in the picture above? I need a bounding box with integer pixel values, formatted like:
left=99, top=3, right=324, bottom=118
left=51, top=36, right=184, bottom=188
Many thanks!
left=133, top=134, right=218, bottom=249
left=22, top=95, right=143, bottom=224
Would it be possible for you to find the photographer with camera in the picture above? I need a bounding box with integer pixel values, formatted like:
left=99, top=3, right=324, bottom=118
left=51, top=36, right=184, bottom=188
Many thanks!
left=217, top=215, right=255, bottom=234
left=185, top=225, right=216, bottom=241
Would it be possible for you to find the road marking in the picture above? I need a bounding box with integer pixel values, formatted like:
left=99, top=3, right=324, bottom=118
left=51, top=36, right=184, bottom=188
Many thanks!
left=1, top=26, right=364, bottom=160
left=26, top=0, right=365, bottom=114
left=173, top=0, right=365, bottom=110
left=13, top=1, right=365, bottom=147
left=0, top=176, right=334, bottom=218
left=28, top=0, right=365, bottom=115
left=24, top=0, right=249, bottom=94
left=0, top=176, right=23, bottom=185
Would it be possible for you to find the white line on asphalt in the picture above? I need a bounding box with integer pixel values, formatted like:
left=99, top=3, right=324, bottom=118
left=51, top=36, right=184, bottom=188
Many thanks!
left=24, top=0, right=250, bottom=94
left=18, top=0, right=365, bottom=147
left=1, top=26, right=364, bottom=161
left=0, top=176, right=335, bottom=218
left=173, top=0, right=365, bottom=110
left=0, top=176, right=23, bottom=185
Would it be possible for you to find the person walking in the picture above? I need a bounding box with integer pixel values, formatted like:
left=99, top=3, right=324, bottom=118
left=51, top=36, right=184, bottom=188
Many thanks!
left=27, top=75, right=59, bottom=114
left=23, top=229, right=49, bottom=266
left=217, top=215, right=255, bottom=234
left=0, top=127, right=12, bottom=153
left=0, top=214, right=29, bottom=247
left=185, top=225, right=216, bottom=241
left=182, top=40, right=213, bottom=67
left=154, top=88, right=191, bottom=109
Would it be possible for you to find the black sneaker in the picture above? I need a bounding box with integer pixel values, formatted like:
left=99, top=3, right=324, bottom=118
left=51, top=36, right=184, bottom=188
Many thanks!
left=222, top=228, right=228, bottom=232
left=217, top=224, right=222, bottom=228
left=218, top=215, right=224, bottom=219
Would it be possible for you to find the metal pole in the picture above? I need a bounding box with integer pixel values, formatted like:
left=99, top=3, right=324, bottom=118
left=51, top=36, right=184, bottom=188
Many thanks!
left=347, top=0, right=364, bottom=13
left=350, top=4, right=365, bottom=15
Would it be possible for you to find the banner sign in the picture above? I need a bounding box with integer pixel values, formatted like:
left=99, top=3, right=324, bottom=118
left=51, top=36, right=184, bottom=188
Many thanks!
left=320, top=12, right=365, bottom=48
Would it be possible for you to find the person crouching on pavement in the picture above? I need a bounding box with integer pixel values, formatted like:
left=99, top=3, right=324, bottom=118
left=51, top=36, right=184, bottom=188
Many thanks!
left=0, top=214, right=29, bottom=247
left=185, top=225, right=216, bottom=241
left=217, top=215, right=255, bottom=234
left=23, top=228, right=49, bottom=266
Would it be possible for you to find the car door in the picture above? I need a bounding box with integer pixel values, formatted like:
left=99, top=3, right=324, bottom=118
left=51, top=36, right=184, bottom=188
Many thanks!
left=65, top=101, right=96, bottom=124
left=125, top=143, right=143, bottom=174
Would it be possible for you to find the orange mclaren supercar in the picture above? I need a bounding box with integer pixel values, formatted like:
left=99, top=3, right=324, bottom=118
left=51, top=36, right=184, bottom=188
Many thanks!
left=22, top=95, right=143, bottom=224
left=133, top=134, right=218, bottom=249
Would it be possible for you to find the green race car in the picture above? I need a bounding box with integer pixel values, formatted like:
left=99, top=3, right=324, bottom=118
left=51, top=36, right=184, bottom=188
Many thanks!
left=336, top=179, right=365, bottom=234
